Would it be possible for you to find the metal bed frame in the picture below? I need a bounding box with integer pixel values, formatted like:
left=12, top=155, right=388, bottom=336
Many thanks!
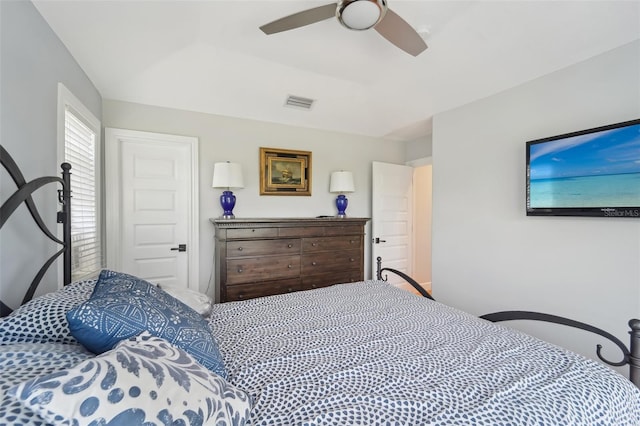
left=376, top=256, right=640, bottom=389
left=0, top=145, right=72, bottom=317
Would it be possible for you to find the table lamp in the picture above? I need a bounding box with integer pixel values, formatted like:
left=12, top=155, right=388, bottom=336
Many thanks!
left=212, top=162, right=244, bottom=219
left=329, top=171, right=355, bottom=218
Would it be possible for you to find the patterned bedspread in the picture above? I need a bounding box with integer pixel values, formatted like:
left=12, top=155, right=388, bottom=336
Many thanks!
left=208, top=280, right=640, bottom=425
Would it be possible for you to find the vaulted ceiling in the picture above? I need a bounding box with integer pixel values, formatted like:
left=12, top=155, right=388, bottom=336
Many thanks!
left=33, top=1, right=640, bottom=141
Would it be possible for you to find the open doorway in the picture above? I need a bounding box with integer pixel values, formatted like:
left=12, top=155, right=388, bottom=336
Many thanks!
left=411, top=160, right=432, bottom=294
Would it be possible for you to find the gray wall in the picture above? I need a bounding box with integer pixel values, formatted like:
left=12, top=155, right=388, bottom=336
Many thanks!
left=101, top=100, right=406, bottom=293
left=432, top=40, right=640, bottom=371
left=405, top=134, right=432, bottom=162
left=0, top=0, right=102, bottom=308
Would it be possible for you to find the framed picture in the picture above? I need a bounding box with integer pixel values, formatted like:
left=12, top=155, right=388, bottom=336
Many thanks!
left=259, top=147, right=312, bottom=196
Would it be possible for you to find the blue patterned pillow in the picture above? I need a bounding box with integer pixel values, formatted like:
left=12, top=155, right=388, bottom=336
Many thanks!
left=67, top=270, right=225, bottom=377
left=8, top=332, right=251, bottom=426
left=0, top=342, right=95, bottom=425
left=0, top=280, right=96, bottom=346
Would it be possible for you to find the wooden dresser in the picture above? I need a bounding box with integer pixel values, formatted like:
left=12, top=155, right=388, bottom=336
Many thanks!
left=212, top=218, right=369, bottom=302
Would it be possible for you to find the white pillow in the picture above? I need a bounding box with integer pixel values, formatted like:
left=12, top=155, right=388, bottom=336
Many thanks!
left=159, top=284, right=213, bottom=317
left=8, top=332, right=251, bottom=426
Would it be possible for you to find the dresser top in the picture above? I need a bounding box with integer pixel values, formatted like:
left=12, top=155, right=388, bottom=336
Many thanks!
left=211, top=217, right=369, bottom=228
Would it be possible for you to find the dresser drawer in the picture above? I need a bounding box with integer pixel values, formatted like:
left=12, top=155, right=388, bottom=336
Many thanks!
left=225, top=278, right=302, bottom=301
left=226, top=227, right=277, bottom=239
left=227, top=239, right=300, bottom=257
left=226, top=255, right=300, bottom=284
left=301, top=249, right=361, bottom=273
left=302, top=236, right=362, bottom=252
left=323, top=225, right=363, bottom=236
left=278, top=227, right=324, bottom=238
left=302, top=271, right=363, bottom=291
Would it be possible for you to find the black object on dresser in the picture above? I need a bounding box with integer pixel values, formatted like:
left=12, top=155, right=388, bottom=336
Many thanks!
left=212, top=218, right=369, bottom=302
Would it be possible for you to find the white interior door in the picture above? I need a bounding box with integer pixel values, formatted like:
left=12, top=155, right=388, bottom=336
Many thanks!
left=105, top=128, right=199, bottom=290
left=371, top=161, right=413, bottom=287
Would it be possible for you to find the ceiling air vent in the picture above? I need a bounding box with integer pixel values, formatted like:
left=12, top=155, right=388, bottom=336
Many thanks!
left=285, top=95, right=315, bottom=110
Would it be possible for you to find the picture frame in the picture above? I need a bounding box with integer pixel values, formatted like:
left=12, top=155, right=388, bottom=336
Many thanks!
left=259, top=147, right=312, bottom=196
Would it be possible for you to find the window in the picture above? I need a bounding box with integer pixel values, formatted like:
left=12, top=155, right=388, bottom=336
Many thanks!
left=57, top=84, right=102, bottom=281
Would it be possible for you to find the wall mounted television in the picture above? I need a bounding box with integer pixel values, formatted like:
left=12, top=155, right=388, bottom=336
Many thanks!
left=526, top=118, right=640, bottom=218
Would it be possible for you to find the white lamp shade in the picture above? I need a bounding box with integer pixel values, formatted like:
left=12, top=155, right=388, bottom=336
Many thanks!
left=212, top=162, right=244, bottom=189
left=330, top=171, right=355, bottom=193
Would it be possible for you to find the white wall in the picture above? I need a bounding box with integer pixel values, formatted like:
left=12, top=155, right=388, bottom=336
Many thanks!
left=0, top=0, right=102, bottom=308
left=102, top=100, right=406, bottom=294
left=432, top=40, right=640, bottom=372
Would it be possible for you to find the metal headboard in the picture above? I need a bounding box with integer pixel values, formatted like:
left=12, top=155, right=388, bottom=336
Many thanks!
left=375, top=256, right=640, bottom=389
left=0, top=145, right=72, bottom=317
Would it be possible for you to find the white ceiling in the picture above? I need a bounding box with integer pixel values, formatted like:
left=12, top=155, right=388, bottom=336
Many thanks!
left=33, top=1, right=640, bottom=142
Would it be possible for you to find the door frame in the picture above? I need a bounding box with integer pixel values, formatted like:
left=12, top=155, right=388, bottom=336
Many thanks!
left=104, top=128, right=199, bottom=289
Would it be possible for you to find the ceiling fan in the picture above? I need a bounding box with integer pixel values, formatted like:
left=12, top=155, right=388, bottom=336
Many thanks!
left=259, top=0, right=428, bottom=57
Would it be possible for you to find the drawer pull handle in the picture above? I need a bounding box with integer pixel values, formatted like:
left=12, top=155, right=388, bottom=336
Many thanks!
left=237, top=267, right=243, bottom=273
left=287, top=244, right=293, bottom=248
left=287, top=288, right=293, bottom=292
left=350, top=240, right=356, bottom=244
left=237, top=247, right=243, bottom=251
left=312, top=261, right=317, bottom=266
left=287, top=264, right=293, bottom=269
left=350, top=258, right=355, bottom=262
left=312, top=242, right=317, bottom=247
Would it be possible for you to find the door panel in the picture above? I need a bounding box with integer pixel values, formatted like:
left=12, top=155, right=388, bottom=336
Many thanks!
left=122, top=142, right=188, bottom=287
left=135, top=257, right=179, bottom=283
left=371, top=161, right=413, bottom=287
left=134, top=189, right=175, bottom=211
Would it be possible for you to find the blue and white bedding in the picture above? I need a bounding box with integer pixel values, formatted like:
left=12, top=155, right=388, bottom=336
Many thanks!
left=0, top=271, right=248, bottom=426
left=1, top=276, right=639, bottom=425
left=209, top=280, right=640, bottom=425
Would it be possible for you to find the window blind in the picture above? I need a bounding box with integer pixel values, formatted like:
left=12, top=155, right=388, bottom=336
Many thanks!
left=65, top=109, right=101, bottom=280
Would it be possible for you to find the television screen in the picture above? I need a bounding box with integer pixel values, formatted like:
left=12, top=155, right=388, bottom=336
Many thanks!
left=526, top=119, right=640, bottom=218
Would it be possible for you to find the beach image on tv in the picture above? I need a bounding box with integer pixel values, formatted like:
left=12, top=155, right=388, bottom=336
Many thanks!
left=528, top=123, right=640, bottom=208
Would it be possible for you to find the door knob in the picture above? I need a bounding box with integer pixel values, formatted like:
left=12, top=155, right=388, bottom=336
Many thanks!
left=373, top=238, right=387, bottom=244
left=170, top=244, right=187, bottom=252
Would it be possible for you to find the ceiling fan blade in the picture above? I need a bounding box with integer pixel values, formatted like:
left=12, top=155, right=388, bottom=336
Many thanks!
left=374, top=9, right=427, bottom=56
left=260, top=3, right=337, bottom=35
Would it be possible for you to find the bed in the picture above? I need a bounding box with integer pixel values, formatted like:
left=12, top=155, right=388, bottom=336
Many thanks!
left=1, top=147, right=639, bottom=425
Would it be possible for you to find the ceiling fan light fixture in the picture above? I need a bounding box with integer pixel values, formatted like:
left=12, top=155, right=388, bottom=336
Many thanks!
left=337, top=0, right=387, bottom=31
left=259, top=0, right=425, bottom=56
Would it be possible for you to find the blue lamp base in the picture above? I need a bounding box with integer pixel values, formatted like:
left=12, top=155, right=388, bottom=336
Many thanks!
left=220, top=190, right=236, bottom=219
left=335, top=194, right=348, bottom=218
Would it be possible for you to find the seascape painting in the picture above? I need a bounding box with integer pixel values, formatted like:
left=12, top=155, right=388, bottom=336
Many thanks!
left=259, top=147, right=312, bottom=196
left=528, top=123, right=640, bottom=208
